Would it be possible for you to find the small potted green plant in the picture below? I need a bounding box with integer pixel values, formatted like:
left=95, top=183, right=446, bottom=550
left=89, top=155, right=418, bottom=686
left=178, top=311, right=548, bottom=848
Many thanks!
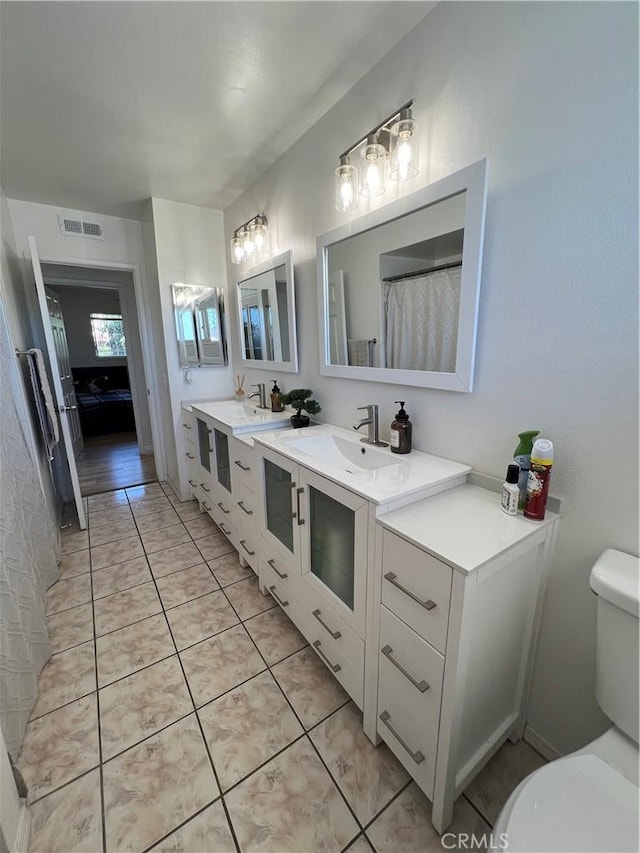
left=280, top=388, right=321, bottom=429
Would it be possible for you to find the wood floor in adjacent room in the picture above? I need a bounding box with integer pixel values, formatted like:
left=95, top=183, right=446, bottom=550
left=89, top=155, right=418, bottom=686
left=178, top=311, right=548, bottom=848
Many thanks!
left=76, top=432, right=156, bottom=495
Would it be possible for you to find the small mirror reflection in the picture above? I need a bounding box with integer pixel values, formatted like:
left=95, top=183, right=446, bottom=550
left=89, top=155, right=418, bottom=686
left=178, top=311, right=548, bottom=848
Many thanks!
left=172, top=284, right=226, bottom=367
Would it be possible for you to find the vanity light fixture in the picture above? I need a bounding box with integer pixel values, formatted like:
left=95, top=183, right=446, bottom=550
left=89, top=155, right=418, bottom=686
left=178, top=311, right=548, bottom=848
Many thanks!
left=230, top=214, right=268, bottom=264
left=334, top=101, right=418, bottom=212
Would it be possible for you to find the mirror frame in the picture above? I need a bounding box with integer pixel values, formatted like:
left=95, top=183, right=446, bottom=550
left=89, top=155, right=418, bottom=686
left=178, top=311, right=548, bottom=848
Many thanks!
left=172, top=284, right=227, bottom=368
left=317, top=158, right=488, bottom=392
left=235, top=249, right=299, bottom=374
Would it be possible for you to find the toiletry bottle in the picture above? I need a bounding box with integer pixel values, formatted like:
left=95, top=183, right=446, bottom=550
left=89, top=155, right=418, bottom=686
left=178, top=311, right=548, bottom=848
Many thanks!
left=390, top=402, right=412, bottom=454
left=524, top=438, right=554, bottom=520
left=270, top=380, right=284, bottom=413
left=513, top=430, right=540, bottom=509
left=501, top=464, right=520, bottom=516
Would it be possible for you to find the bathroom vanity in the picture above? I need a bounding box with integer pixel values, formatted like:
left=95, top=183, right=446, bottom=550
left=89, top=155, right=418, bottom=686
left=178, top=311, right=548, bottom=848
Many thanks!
left=180, top=403, right=558, bottom=833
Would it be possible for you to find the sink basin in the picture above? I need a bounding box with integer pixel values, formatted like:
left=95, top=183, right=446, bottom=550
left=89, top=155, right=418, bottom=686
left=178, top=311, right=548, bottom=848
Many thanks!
left=286, top=433, right=398, bottom=471
left=190, top=400, right=292, bottom=434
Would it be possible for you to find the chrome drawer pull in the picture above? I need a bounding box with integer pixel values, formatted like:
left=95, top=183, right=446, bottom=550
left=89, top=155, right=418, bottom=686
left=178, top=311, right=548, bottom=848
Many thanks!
left=269, top=584, right=289, bottom=608
left=381, top=645, right=430, bottom=693
left=217, top=502, right=230, bottom=514
left=238, top=500, right=253, bottom=515
left=379, top=711, right=425, bottom=764
left=384, top=572, right=436, bottom=611
left=267, top=558, right=288, bottom=579
left=200, top=483, right=210, bottom=492
left=312, top=609, right=341, bottom=639
left=185, top=452, right=195, bottom=459
left=312, top=640, right=341, bottom=673
left=188, top=479, right=196, bottom=487
left=239, top=539, right=255, bottom=556
left=219, top=522, right=231, bottom=536
left=183, top=423, right=192, bottom=430
left=296, top=487, right=305, bottom=526
left=234, top=460, right=251, bottom=472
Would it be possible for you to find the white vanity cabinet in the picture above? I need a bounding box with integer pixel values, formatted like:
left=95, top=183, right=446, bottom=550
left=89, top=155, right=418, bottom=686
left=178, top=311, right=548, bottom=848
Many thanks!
left=369, top=484, right=559, bottom=833
left=181, top=406, right=198, bottom=499
left=258, top=445, right=370, bottom=637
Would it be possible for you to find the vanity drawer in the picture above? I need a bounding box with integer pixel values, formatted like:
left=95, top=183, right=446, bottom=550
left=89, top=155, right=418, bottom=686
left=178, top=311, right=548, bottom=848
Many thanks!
left=230, top=438, right=255, bottom=490
left=261, top=555, right=303, bottom=624
left=379, top=605, right=444, bottom=725
left=211, top=490, right=239, bottom=532
left=237, top=526, right=259, bottom=574
left=302, top=587, right=365, bottom=708
left=235, top=481, right=257, bottom=536
left=208, top=502, right=239, bottom=549
left=381, top=530, right=452, bottom=654
left=377, top=674, right=437, bottom=799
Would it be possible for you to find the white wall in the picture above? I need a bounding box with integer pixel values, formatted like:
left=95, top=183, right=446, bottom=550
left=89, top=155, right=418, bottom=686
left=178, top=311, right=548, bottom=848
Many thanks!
left=143, top=198, right=233, bottom=495
left=223, top=2, right=638, bottom=755
left=8, top=197, right=167, bottom=476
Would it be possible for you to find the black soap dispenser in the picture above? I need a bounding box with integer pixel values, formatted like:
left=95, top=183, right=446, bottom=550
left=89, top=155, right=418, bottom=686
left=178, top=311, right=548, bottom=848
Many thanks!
left=390, top=402, right=412, bottom=454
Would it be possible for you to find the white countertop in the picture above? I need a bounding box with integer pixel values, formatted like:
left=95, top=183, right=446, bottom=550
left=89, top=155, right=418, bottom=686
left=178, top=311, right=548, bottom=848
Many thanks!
left=253, top=424, right=471, bottom=505
left=377, top=483, right=558, bottom=573
left=190, top=400, right=292, bottom=435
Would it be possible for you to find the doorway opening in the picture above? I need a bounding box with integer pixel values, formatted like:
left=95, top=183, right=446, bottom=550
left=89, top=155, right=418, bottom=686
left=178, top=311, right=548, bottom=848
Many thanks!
left=41, top=264, right=157, bottom=496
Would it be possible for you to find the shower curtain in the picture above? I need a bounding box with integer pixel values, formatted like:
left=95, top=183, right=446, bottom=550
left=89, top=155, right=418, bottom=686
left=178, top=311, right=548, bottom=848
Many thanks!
left=0, top=296, right=59, bottom=757
left=383, top=267, right=461, bottom=372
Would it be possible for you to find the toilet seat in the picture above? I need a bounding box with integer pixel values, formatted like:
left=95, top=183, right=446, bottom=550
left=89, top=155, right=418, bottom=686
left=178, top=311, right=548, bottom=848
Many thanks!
left=494, top=754, right=639, bottom=852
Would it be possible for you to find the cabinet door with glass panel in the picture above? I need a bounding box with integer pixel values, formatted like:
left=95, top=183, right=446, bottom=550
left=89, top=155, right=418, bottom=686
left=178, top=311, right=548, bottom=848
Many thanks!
left=194, top=415, right=214, bottom=504
left=258, top=446, right=369, bottom=636
left=298, top=468, right=369, bottom=637
left=259, top=446, right=302, bottom=568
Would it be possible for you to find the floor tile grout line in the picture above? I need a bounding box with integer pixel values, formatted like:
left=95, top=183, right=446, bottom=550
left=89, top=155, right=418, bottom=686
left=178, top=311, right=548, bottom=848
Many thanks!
left=461, top=791, right=495, bottom=829
left=25, top=763, right=102, bottom=809
left=140, top=794, right=226, bottom=853
left=360, top=777, right=413, bottom=836
left=145, top=557, right=243, bottom=853
left=85, top=501, right=108, bottom=853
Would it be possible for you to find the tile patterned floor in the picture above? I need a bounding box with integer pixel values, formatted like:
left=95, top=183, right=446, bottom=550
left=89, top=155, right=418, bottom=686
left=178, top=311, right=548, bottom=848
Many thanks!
left=20, top=481, right=546, bottom=853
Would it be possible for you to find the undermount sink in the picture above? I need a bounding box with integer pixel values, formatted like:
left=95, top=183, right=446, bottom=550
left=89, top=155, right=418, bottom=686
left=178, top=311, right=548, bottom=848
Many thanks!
left=286, top=432, right=398, bottom=471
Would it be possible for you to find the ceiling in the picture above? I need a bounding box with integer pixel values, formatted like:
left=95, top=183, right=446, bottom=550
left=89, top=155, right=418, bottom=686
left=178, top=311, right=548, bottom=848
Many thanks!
left=0, top=1, right=434, bottom=220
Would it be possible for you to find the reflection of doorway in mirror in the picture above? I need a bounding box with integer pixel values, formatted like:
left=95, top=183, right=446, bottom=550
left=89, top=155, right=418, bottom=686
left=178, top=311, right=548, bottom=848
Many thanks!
left=328, top=271, right=348, bottom=366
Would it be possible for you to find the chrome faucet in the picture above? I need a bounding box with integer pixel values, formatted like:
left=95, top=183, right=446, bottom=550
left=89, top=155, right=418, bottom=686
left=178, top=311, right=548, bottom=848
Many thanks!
left=249, top=383, right=268, bottom=409
left=353, top=404, right=388, bottom=447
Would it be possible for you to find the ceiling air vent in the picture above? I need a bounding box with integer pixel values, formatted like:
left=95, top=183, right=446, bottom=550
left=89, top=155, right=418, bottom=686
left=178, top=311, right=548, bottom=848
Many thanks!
left=58, top=215, right=104, bottom=239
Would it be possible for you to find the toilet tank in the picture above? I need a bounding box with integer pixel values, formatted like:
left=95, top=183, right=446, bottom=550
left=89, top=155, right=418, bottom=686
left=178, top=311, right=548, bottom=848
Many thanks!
left=590, top=549, right=639, bottom=744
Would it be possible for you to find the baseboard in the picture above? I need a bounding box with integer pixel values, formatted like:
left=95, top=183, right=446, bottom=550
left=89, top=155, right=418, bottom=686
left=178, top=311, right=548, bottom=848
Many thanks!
left=13, top=802, right=31, bottom=853
left=524, top=724, right=562, bottom=761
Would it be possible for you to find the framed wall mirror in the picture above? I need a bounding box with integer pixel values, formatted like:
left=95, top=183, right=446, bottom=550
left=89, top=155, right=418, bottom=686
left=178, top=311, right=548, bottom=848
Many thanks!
left=235, top=250, right=299, bottom=373
left=172, top=284, right=227, bottom=367
left=317, top=158, right=488, bottom=392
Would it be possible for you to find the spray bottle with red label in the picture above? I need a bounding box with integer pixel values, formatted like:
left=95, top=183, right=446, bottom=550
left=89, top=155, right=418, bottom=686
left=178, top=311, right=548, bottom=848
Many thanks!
left=524, top=438, right=554, bottom=520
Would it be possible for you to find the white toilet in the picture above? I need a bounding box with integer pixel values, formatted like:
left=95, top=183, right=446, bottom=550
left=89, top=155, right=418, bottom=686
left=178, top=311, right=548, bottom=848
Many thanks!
left=492, top=549, right=639, bottom=853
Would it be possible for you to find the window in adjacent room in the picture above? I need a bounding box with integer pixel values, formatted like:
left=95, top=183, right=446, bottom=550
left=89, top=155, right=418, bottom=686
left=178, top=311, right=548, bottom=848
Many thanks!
left=90, top=313, right=127, bottom=357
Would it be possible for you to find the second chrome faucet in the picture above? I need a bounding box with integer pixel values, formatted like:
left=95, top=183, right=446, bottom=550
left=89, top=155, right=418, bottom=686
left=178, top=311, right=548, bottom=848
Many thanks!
left=353, top=404, right=388, bottom=447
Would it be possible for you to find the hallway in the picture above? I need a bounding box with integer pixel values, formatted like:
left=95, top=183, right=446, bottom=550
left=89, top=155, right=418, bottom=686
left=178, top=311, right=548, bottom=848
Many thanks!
left=17, top=481, right=546, bottom=852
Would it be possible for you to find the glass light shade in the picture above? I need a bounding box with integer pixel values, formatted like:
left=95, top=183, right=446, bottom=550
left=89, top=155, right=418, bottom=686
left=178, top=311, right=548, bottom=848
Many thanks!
left=251, top=218, right=268, bottom=254
left=389, top=115, right=419, bottom=182
left=241, top=227, right=255, bottom=259
left=360, top=140, right=386, bottom=197
left=230, top=235, right=244, bottom=264
left=335, top=159, right=359, bottom=212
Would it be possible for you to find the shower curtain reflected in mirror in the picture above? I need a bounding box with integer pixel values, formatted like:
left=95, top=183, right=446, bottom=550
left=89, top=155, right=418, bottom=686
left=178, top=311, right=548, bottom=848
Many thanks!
left=383, top=267, right=461, bottom=373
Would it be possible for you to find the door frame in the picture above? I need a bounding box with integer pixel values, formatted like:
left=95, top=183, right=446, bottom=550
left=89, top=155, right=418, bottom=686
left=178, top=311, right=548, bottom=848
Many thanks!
left=26, top=250, right=167, bottom=483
